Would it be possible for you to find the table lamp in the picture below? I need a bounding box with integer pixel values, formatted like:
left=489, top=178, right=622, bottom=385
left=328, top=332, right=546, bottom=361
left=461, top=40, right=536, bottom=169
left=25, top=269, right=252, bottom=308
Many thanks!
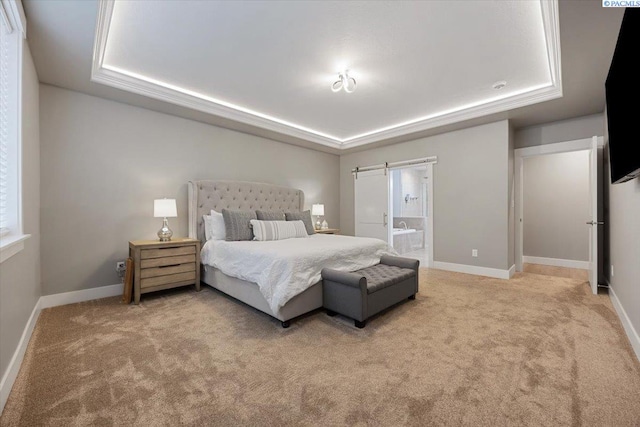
left=154, top=198, right=177, bottom=241
left=311, top=204, right=324, bottom=230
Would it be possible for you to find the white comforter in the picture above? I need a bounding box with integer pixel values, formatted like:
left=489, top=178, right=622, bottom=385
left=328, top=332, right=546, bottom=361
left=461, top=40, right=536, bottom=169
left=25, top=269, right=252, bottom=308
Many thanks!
left=201, top=234, right=396, bottom=316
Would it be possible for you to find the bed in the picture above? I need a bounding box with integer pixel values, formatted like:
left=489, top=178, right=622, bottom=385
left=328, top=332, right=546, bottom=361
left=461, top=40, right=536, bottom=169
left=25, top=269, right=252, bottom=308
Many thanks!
left=188, top=180, right=394, bottom=327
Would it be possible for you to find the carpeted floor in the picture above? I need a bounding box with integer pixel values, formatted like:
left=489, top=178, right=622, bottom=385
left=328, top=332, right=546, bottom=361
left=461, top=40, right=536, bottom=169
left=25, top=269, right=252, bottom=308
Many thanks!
left=522, top=263, right=589, bottom=281
left=2, top=269, right=639, bottom=426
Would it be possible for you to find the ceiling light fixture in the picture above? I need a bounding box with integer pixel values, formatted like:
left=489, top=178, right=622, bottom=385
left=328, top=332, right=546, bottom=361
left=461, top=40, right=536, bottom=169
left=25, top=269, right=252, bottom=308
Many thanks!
left=331, top=70, right=356, bottom=93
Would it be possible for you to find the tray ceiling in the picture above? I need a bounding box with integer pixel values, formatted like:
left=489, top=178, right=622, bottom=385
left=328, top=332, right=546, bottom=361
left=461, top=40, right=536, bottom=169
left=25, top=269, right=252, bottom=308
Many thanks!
left=92, top=0, right=561, bottom=150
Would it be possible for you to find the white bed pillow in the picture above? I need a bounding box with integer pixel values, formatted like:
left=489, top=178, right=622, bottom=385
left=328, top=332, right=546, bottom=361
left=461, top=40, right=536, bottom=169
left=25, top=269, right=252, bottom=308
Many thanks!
left=203, top=214, right=213, bottom=241
left=250, top=219, right=308, bottom=241
left=210, top=210, right=227, bottom=240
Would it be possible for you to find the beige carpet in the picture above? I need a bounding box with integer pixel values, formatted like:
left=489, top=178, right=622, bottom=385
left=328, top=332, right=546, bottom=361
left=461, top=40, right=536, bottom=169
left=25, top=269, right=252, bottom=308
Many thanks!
left=523, top=263, right=589, bottom=281
left=2, top=269, right=639, bottom=426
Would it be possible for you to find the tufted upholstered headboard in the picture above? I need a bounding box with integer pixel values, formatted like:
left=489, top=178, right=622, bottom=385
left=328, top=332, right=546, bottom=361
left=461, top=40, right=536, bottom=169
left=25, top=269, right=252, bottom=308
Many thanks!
left=188, top=180, right=305, bottom=243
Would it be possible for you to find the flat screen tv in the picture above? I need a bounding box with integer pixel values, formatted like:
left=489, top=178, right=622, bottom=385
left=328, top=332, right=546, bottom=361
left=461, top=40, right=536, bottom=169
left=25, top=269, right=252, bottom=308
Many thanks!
left=605, top=8, right=640, bottom=184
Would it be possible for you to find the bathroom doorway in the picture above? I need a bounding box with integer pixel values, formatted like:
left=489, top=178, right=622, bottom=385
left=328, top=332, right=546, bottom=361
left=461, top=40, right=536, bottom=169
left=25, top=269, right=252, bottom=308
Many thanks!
left=354, top=157, right=435, bottom=268
left=390, top=165, right=431, bottom=267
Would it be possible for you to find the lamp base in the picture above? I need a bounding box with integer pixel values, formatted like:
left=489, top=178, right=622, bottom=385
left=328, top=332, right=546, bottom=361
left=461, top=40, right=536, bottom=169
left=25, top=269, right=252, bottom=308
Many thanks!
left=315, top=218, right=322, bottom=230
left=157, top=218, right=173, bottom=242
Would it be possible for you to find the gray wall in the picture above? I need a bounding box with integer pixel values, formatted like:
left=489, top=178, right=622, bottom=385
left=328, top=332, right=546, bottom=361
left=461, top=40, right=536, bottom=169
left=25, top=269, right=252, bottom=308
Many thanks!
left=603, top=115, right=640, bottom=344
left=523, top=151, right=590, bottom=261
left=515, top=113, right=603, bottom=149
left=0, top=44, right=41, bottom=383
left=39, top=85, right=340, bottom=295
left=606, top=176, right=640, bottom=348
left=341, top=120, right=511, bottom=270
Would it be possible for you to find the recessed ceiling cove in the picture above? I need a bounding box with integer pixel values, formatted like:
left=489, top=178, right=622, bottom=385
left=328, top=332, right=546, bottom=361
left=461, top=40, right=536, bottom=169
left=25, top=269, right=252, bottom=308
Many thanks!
left=92, top=0, right=561, bottom=149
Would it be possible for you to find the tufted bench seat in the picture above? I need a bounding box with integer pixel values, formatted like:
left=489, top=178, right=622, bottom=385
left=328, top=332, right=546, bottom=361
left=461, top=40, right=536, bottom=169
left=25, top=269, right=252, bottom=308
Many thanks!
left=321, top=255, right=419, bottom=328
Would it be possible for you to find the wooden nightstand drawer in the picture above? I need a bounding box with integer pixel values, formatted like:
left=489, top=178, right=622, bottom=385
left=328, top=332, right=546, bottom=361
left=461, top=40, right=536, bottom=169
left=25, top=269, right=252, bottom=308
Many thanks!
left=141, top=245, right=196, bottom=259
left=140, top=262, right=196, bottom=278
left=140, top=254, right=196, bottom=269
left=141, top=271, right=197, bottom=289
left=129, top=238, right=201, bottom=304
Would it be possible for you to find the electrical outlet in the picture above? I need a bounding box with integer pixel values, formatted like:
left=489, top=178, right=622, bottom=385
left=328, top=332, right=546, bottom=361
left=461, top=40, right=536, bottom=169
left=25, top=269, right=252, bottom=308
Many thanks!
left=472, top=249, right=478, bottom=257
left=116, top=261, right=125, bottom=271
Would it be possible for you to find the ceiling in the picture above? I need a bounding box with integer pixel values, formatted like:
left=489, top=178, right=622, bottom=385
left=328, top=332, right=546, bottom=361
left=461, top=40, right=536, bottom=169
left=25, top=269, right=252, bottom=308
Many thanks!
left=23, top=0, right=624, bottom=154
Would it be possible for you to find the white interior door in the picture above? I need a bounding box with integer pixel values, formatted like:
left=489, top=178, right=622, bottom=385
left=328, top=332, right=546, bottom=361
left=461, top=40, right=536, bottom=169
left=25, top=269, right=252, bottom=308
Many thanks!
left=354, top=169, right=390, bottom=242
left=515, top=137, right=600, bottom=274
left=587, top=136, right=600, bottom=294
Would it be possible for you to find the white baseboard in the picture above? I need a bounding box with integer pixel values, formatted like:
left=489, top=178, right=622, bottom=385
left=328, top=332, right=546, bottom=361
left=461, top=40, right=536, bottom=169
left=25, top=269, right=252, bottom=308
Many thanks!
left=508, top=264, right=516, bottom=278
left=523, top=256, right=589, bottom=270
left=40, top=283, right=123, bottom=309
left=433, top=261, right=511, bottom=279
left=607, top=282, right=640, bottom=363
left=1, top=283, right=123, bottom=414
left=0, top=299, right=40, bottom=414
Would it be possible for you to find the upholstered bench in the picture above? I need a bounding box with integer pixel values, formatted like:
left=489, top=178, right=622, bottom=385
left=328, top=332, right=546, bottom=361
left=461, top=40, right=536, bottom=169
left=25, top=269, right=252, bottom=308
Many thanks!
left=321, top=255, right=419, bottom=328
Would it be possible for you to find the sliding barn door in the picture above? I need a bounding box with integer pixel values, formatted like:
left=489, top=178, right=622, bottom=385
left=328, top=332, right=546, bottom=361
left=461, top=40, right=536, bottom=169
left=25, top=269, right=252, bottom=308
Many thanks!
left=354, top=169, right=390, bottom=243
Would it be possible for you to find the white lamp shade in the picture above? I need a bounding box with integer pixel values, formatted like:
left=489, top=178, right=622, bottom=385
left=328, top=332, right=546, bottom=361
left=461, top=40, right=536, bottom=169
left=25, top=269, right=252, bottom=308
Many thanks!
left=154, top=199, right=177, bottom=218
left=311, top=204, right=325, bottom=216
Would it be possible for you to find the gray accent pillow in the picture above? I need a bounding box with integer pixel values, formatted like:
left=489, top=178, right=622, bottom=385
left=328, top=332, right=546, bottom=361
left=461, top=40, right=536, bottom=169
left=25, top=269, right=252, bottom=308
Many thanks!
left=222, top=209, right=257, bottom=241
left=256, top=210, right=286, bottom=221
left=285, top=210, right=315, bottom=235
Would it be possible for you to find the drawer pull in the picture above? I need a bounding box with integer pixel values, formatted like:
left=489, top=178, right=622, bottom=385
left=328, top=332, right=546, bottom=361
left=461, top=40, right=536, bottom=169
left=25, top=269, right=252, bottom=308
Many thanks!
left=159, top=264, right=181, bottom=268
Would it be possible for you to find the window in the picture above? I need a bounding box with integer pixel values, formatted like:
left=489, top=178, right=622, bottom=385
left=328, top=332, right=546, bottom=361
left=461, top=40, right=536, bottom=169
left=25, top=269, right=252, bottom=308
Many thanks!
left=0, top=0, right=28, bottom=263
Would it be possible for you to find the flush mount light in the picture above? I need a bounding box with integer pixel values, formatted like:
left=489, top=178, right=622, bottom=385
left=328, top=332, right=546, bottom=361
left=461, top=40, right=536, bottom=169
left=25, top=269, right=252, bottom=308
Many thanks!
left=492, top=80, right=507, bottom=90
left=331, top=70, right=356, bottom=93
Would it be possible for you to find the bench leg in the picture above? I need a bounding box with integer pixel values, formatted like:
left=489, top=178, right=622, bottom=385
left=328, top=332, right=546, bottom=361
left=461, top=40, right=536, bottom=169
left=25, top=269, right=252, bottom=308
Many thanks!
left=409, top=294, right=416, bottom=300
left=326, top=309, right=338, bottom=317
left=355, top=320, right=366, bottom=329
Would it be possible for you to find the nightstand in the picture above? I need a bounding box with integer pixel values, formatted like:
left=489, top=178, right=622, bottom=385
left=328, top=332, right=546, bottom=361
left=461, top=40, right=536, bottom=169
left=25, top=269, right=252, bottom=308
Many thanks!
left=315, top=228, right=340, bottom=234
left=129, top=238, right=201, bottom=304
